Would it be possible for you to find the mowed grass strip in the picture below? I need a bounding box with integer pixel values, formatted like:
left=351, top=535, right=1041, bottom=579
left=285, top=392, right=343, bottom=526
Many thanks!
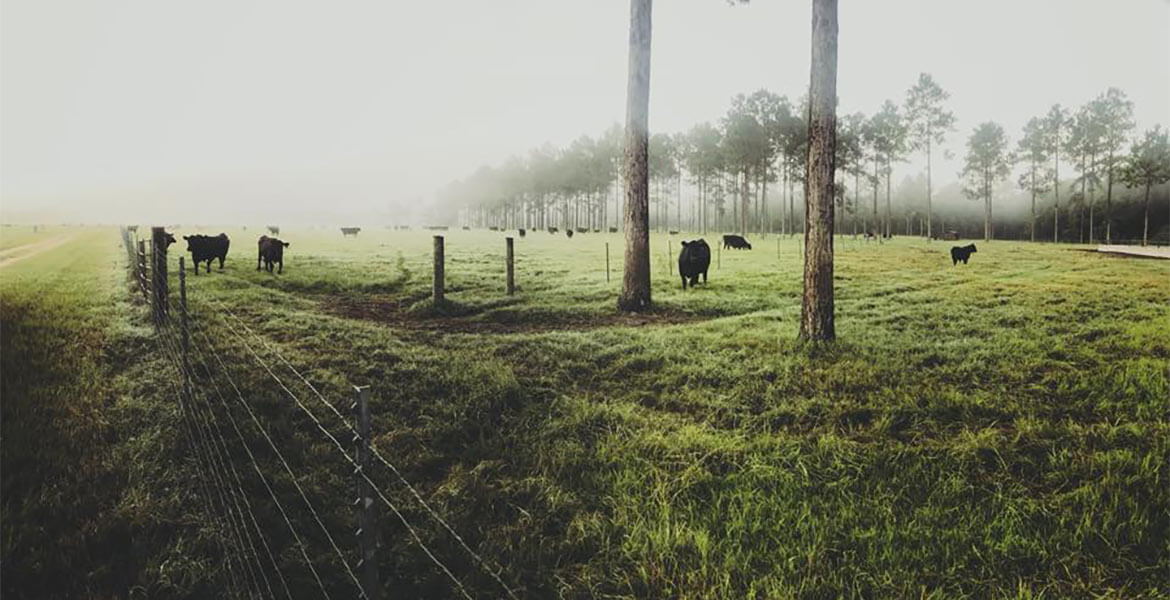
left=166, top=227, right=1168, bottom=598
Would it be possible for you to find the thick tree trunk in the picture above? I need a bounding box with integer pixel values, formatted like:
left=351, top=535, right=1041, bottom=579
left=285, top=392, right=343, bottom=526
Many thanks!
left=618, top=0, right=653, bottom=312
left=799, top=0, right=837, bottom=342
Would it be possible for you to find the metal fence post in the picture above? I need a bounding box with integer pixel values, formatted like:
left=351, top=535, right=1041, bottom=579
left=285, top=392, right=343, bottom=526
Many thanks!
left=137, top=240, right=148, bottom=301
left=433, top=235, right=445, bottom=304
left=179, top=257, right=191, bottom=401
left=505, top=237, right=515, bottom=295
left=151, top=227, right=169, bottom=326
left=353, top=386, right=380, bottom=600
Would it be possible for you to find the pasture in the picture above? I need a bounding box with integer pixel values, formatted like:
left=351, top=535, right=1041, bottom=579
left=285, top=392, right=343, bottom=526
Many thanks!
left=2, top=225, right=1168, bottom=598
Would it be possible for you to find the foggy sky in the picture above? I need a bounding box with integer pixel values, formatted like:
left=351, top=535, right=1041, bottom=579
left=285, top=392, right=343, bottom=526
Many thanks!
left=2, top=0, right=1168, bottom=224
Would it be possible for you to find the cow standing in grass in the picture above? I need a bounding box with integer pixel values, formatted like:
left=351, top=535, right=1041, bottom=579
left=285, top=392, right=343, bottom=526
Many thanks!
left=257, top=235, right=289, bottom=273
left=678, top=239, right=711, bottom=289
left=183, top=233, right=230, bottom=274
left=951, top=244, right=977, bottom=265
left=722, top=234, right=752, bottom=250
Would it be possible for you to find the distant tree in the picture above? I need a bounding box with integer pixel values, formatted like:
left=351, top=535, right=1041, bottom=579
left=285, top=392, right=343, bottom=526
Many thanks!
left=721, top=99, right=770, bottom=235
left=1042, top=104, right=1069, bottom=242
left=1118, top=126, right=1170, bottom=247
left=777, top=96, right=808, bottom=236
left=868, top=100, right=907, bottom=237
left=960, top=122, right=1011, bottom=241
left=903, top=73, right=956, bottom=240
left=1065, top=104, right=1104, bottom=243
left=681, top=122, right=723, bottom=234
left=799, top=0, right=838, bottom=342
left=1090, top=88, right=1135, bottom=243
left=836, top=112, right=868, bottom=237
left=618, top=0, right=652, bottom=312
left=1016, top=116, right=1052, bottom=241
left=649, top=132, right=679, bottom=232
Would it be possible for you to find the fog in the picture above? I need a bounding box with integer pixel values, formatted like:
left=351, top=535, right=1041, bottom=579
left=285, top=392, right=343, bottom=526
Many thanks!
left=2, top=0, right=1167, bottom=225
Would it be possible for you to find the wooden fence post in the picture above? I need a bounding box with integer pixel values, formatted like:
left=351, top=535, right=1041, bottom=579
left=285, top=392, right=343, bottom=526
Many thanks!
left=605, top=242, right=610, bottom=283
left=352, top=386, right=380, bottom=600
left=432, top=235, right=444, bottom=304
left=151, top=227, right=169, bottom=326
left=505, top=237, right=515, bottom=295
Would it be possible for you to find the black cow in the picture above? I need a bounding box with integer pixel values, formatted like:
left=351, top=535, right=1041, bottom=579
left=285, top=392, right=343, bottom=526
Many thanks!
left=548, top=227, right=559, bottom=234
left=518, top=228, right=526, bottom=237
left=722, top=234, right=752, bottom=250
left=462, top=226, right=471, bottom=230
left=566, top=229, right=574, bottom=238
left=668, top=230, right=679, bottom=235
left=575, top=227, right=588, bottom=234
left=951, top=244, right=977, bottom=265
left=489, top=226, right=500, bottom=231
left=678, top=239, right=711, bottom=290
left=341, top=227, right=361, bottom=237
left=267, top=225, right=280, bottom=235
left=183, top=233, right=230, bottom=274
left=258, top=235, right=289, bottom=273
left=609, top=227, right=618, bottom=233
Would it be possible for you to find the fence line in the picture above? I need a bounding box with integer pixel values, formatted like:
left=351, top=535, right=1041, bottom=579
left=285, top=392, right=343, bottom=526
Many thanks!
left=155, top=310, right=273, bottom=599
left=121, top=227, right=535, bottom=599
left=163, top=302, right=287, bottom=599
left=205, top=296, right=518, bottom=600
left=199, top=300, right=474, bottom=600
left=152, top=315, right=264, bottom=599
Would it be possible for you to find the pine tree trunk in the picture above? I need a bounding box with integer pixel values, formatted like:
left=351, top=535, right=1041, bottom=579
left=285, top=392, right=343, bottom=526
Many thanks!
left=1143, top=183, right=1150, bottom=247
left=926, top=134, right=933, bottom=239
left=1053, top=140, right=1060, bottom=243
left=885, top=156, right=892, bottom=237
left=618, top=0, right=653, bottom=312
left=1105, top=156, right=1113, bottom=244
left=799, top=0, right=837, bottom=342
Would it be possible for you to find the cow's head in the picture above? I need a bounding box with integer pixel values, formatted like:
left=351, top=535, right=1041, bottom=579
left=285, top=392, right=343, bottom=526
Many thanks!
left=282, top=242, right=290, bottom=248
left=163, top=232, right=177, bottom=247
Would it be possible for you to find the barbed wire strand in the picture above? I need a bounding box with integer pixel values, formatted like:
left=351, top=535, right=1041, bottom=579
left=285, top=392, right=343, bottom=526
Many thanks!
left=199, top=300, right=475, bottom=600
left=208, top=296, right=519, bottom=600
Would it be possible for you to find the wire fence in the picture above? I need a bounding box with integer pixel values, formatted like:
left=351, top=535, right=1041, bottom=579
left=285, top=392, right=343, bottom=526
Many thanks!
left=118, top=226, right=519, bottom=600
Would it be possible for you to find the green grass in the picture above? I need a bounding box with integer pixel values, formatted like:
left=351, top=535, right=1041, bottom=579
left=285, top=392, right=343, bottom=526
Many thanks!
left=3, top=226, right=1168, bottom=598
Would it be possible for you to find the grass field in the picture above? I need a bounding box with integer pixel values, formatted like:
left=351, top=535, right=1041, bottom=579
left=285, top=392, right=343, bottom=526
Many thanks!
left=2, top=225, right=1168, bottom=599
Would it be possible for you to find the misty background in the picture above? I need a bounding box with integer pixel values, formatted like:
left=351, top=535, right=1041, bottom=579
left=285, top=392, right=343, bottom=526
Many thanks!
left=2, top=0, right=1168, bottom=225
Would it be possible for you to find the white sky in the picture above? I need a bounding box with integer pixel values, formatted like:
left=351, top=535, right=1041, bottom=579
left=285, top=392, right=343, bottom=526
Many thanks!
left=2, top=0, right=1168, bottom=223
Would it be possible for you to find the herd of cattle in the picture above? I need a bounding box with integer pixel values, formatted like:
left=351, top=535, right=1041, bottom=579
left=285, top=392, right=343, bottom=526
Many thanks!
left=145, top=225, right=978, bottom=287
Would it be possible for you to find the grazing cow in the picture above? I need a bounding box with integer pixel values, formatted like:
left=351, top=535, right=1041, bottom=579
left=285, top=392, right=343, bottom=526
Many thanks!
left=462, top=226, right=471, bottom=230
left=722, top=234, right=752, bottom=250
left=678, top=239, right=711, bottom=290
left=267, top=225, right=280, bottom=235
left=950, top=244, right=977, bottom=265
left=668, top=230, right=679, bottom=235
left=566, top=229, right=574, bottom=238
left=609, top=227, right=618, bottom=233
left=593, top=229, right=600, bottom=233
left=257, top=235, right=290, bottom=273
left=518, top=228, right=526, bottom=237
left=575, top=227, right=588, bottom=234
left=548, top=227, right=559, bottom=234
left=489, top=226, right=499, bottom=231
left=183, top=233, right=230, bottom=274
left=341, top=227, right=361, bottom=237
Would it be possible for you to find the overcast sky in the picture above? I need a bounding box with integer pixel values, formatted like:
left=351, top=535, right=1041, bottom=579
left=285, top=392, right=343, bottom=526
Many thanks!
left=2, top=0, right=1168, bottom=223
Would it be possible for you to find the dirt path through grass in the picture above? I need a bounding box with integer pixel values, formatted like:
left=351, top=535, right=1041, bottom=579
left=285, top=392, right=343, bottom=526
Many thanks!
left=0, top=233, right=77, bottom=269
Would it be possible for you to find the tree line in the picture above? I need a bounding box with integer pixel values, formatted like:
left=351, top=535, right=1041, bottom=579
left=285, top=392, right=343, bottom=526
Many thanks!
left=438, top=84, right=1168, bottom=246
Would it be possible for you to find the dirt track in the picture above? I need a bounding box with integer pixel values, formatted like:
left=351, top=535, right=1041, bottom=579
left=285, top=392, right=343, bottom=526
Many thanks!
left=0, top=235, right=76, bottom=269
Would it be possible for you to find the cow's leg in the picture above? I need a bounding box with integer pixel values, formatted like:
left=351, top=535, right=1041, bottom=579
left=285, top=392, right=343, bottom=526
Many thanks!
left=702, top=270, right=707, bottom=284
left=257, top=250, right=262, bottom=270
left=193, top=257, right=199, bottom=275
left=277, top=259, right=282, bottom=274
left=218, top=255, right=225, bottom=270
